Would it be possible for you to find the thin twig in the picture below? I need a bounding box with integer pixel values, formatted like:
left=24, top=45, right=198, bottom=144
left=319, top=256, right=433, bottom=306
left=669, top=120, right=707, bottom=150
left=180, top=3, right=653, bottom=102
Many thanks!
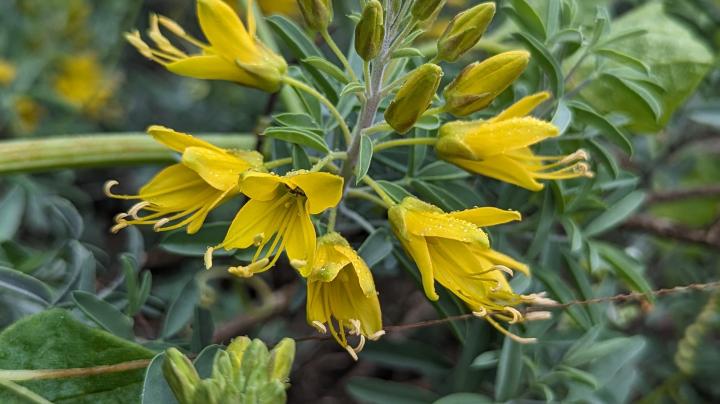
left=621, top=215, right=720, bottom=249
left=645, top=185, right=720, bottom=204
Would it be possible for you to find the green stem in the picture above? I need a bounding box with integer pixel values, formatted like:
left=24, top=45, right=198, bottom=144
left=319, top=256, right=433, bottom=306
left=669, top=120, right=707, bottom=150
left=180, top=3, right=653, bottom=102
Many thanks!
left=0, top=134, right=255, bottom=174
left=263, top=157, right=293, bottom=169
left=282, top=76, right=352, bottom=145
left=364, top=122, right=393, bottom=136
left=326, top=207, right=338, bottom=233
left=374, top=137, right=438, bottom=152
left=320, top=30, right=359, bottom=83
left=362, top=175, right=396, bottom=206
left=311, top=151, right=347, bottom=172
left=346, top=188, right=388, bottom=208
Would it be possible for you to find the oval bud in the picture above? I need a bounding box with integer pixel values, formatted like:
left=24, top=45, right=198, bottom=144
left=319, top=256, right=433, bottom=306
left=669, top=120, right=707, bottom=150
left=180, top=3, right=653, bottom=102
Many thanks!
left=384, top=63, right=443, bottom=134
left=437, top=2, right=496, bottom=62
left=443, top=50, right=529, bottom=116
left=297, top=0, right=333, bottom=31
left=412, top=0, right=446, bottom=22
left=355, top=0, right=384, bottom=61
left=268, top=338, right=296, bottom=383
left=163, top=348, right=201, bottom=404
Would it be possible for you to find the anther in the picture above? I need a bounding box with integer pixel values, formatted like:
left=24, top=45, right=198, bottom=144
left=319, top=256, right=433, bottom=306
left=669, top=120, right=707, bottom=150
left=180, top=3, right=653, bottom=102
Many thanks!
left=290, top=259, right=307, bottom=271
left=524, top=293, right=560, bottom=307
left=353, top=335, right=366, bottom=353
left=369, top=330, right=386, bottom=340
left=204, top=247, right=214, bottom=270
left=113, top=212, right=128, bottom=223
left=110, top=222, right=128, bottom=234
left=157, top=15, right=187, bottom=36
left=128, top=202, right=150, bottom=219
left=472, top=307, right=488, bottom=318
left=504, top=307, right=523, bottom=324
left=103, top=180, right=120, bottom=197
left=523, top=311, right=552, bottom=322
left=349, top=319, right=362, bottom=336
left=311, top=321, right=327, bottom=334
left=494, top=265, right=514, bottom=277
left=344, top=344, right=359, bottom=361
left=124, top=32, right=154, bottom=59
left=153, top=218, right=170, bottom=231
left=575, top=162, right=595, bottom=178
left=560, top=149, right=589, bottom=164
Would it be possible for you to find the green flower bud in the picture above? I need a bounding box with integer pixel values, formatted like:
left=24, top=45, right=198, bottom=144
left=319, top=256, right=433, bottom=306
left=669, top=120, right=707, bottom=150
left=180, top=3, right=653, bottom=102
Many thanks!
left=257, top=380, right=288, bottom=404
left=443, top=50, right=530, bottom=116
left=412, top=0, right=446, bottom=22
left=297, top=0, right=333, bottom=31
left=268, top=338, right=296, bottom=383
left=384, top=63, right=443, bottom=134
left=191, top=378, right=223, bottom=404
left=240, top=339, right=271, bottom=389
left=437, top=2, right=496, bottom=62
left=226, top=336, right=252, bottom=371
left=355, top=0, right=384, bottom=61
left=162, top=348, right=200, bottom=404
left=211, top=350, right=235, bottom=386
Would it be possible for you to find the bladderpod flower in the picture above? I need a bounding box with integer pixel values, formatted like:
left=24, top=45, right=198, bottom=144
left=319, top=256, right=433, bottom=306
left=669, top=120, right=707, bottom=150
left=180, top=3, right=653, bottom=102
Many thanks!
left=305, top=232, right=384, bottom=360
left=126, top=0, right=287, bottom=92
left=437, top=92, right=593, bottom=191
left=105, top=125, right=263, bottom=234
left=390, top=196, right=539, bottom=342
left=205, top=170, right=343, bottom=277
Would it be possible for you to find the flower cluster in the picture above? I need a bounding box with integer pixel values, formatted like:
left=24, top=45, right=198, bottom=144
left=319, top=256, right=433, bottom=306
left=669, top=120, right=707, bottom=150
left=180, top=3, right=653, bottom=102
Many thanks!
left=111, top=0, right=590, bottom=357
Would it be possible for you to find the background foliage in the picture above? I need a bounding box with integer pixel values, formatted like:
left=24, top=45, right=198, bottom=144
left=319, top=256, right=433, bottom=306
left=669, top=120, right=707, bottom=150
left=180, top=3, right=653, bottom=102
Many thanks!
left=1, top=0, right=719, bottom=402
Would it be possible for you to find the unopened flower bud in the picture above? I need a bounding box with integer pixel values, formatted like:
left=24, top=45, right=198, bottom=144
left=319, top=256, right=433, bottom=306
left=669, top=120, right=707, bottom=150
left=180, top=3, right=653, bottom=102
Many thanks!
left=226, top=336, right=252, bottom=370
left=384, top=63, right=443, bottom=134
left=437, top=2, right=496, bottom=62
left=163, top=348, right=200, bottom=404
left=192, top=378, right=223, bottom=404
left=297, top=0, right=333, bottom=31
left=355, top=0, right=384, bottom=61
left=412, top=0, right=446, bottom=22
left=443, top=50, right=529, bottom=116
left=268, top=338, right=296, bottom=383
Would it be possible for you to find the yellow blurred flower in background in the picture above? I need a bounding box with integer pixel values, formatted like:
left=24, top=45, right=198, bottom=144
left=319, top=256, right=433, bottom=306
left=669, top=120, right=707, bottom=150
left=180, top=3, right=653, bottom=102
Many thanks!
left=0, top=59, right=17, bottom=86
left=53, top=53, right=118, bottom=117
left=12, top=96, right=44, bottom=135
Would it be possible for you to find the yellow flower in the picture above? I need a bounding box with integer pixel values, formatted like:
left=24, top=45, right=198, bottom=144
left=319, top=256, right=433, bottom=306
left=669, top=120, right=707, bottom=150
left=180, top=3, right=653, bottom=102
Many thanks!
left=257, top=0, right=301, bottom=19
left=0, top=59, right=17, bottom=86
left=436, top=92, right=593, bottom=191
left=13, top=96, right=44, bottom=135
left=206, top=170, right=343, bottom=277
left=306, top=232, right=383, bottom=360
left=126, top=0, right=287, bottom=92
left=53, top=53, right=118, bottom=116
left=390, top=196, right=537, bottom=342
left=105, top=125, right=263, bottom=234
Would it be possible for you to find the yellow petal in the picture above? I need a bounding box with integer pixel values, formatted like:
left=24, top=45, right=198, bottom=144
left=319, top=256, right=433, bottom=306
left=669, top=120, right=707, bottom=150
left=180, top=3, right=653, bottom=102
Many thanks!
left=147, top=125, right=224, bottom=153
left=167, top=54, right=253, bottom=83
left=221, top=198, right=284, bottom=249
left=284, top=199, right=316, bottom=275
left=287, top=171, right=344, bottom=214
left=401, top=205, right=489, bottom=245
left=306, top=281, right=330, bottom=324
left=447, top=155, right=544, bottom=191
left=197, top=0, right=255, bottom=60
left=240, top=171, right=285, bottom=201
left=398, top=234, right=439, bottom=301
left=463, top=117, right=559, bottom=158
left=475, top=246, right=530, bottom=276
left=449, top=207, right=521, bottom=227
left=138, top=164, right=212, bottom=208
left=491, top=92, right=551, bottom=121
left=181, top=146, right=247, bottom=191
left=334, top=244, right=376, bottom=297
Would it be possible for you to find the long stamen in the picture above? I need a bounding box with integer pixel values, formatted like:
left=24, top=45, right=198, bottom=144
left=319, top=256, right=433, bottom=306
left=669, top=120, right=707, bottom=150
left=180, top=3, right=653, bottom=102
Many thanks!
left=204, top=247, right=214, bottom=270
left=148, top=14, right=187, bottom=58
left=523, top=311, right=552, bottom=321
left=228, top=258, right=270, bottom=278
left=312, top=321, right=327, bottom=334
left=157, top=15, right=212, bottom=51
left=485, top=315, right=537, bottom=344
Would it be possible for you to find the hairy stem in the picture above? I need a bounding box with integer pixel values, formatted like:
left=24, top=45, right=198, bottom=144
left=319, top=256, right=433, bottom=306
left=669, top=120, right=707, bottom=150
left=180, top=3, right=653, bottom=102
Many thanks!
left=374, top=137, right=438, bottom=152
left=320, top=30, right=359, bottom=83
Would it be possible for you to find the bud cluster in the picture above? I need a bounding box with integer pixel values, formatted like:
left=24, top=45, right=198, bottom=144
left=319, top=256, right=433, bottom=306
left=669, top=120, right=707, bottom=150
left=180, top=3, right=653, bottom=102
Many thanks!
left=163, top=337, right=296, bottom=404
